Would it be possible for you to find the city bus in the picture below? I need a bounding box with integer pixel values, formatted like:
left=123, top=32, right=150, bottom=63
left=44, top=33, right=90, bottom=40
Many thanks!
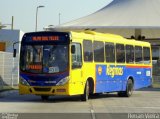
left=15, top=31, right=152, bottom=101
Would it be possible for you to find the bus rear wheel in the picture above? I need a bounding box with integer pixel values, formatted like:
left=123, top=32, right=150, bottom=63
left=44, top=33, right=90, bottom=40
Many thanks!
left=41, top=95, right=49, bottom=101
left=118, top=79, right=134, bottom=97
left=81, top=80, right=89, bottom=101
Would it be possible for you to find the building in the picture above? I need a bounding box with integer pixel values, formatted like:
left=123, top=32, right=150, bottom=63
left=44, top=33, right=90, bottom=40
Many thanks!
left=0, top=29, right=24, bottom=88
left=0, top=29, right=24, bottom=53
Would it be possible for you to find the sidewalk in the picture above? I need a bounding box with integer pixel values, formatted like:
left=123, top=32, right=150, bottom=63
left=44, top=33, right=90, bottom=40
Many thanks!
left=0, top=86, right=18, bottom=93
left=0, top=86, right=18, bottom=98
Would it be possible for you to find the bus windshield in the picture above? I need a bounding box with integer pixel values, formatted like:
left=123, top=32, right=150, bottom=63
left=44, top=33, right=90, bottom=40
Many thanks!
left=20, top=45, right=69, bottom=74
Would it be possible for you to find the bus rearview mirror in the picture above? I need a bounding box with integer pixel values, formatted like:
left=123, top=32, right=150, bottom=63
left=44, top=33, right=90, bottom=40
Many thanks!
left=13, top=49, right=17, bottom=57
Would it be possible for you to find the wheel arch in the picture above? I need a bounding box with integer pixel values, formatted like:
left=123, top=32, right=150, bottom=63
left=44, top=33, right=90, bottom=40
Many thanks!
left=128, top=76, right=134, bottom=85
left=127, top=76, right=135, bottom=89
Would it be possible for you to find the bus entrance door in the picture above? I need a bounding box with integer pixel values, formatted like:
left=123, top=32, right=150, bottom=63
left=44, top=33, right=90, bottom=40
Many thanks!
left=70, top=43, right=83, bottom=94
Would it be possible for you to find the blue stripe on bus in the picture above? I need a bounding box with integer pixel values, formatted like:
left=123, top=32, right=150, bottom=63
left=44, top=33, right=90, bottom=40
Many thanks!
left=95, top=65, right=152, bottom=93
left=20, top=71, right=69, bottom=86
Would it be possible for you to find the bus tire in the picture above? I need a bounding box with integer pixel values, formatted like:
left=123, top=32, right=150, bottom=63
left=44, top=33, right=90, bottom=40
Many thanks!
left=41, top=95, right=49, bottom=101
left=81, top=80, right=89, bottom=101
left=126, top=78, right=134, bottom=97
left=118, top=79, right=134, bottom=97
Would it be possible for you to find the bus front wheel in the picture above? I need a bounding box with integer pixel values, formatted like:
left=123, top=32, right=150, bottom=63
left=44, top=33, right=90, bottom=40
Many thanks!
left=81, top=80, right=89, bottom=101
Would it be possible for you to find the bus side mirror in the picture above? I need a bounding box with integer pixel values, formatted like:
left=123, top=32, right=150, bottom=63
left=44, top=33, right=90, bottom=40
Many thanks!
left=13, top=49, right=17, bottom=57
left=71, top=45, right=76, bottom=54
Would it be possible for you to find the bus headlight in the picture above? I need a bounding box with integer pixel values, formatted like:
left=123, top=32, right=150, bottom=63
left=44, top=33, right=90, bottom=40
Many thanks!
left=20, top=77, right=30, bottom=86
left=56, top=77, right=69, bottom=86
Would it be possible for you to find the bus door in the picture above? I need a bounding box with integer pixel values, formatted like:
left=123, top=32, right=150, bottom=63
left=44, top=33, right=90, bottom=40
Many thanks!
left=70, top=43, right=83, bottom=94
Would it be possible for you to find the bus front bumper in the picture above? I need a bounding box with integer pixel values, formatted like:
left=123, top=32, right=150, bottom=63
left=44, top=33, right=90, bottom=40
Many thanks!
left=19, top=84, right=69, bottom=96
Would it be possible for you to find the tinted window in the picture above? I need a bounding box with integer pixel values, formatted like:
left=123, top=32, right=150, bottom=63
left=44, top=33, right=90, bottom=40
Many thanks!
left=126, top=45, right=134, bottom=63
left=135, top=46, right=143, bottom=63
left=83, top=40, right=93, bottom=62
left=116, top=44, right=125, bottom=63
left=93, top=41, right=104, bottom=62
left=143, top=47, right=151, bottom=64
left=105, top=42, right=115, bottom=62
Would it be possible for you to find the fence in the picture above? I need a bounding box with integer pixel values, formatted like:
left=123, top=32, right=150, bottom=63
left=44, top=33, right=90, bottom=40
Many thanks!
left=153, top=63, right=160, bottom=87
left=0, top=51, right=19, bottom=90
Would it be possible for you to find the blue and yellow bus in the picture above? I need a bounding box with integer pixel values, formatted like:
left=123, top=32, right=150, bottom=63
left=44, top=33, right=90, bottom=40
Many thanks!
left=16, top=31, right=152, bottom=101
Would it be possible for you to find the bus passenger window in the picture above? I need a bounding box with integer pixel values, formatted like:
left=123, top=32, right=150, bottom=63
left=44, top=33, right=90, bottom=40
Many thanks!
left=143, top=47, right=151, bottom=64
left=116, top=44, right=125, bottom=63
left=135, top=46, right=143, bottom=64
left=83, top=40, right=93, bottom=62
left=105, top=42, right=115, bottom=62
left=126, top=45, right=134, bottom=63
left=94, top=41, right=104, bottom=62
left=71, top=43, right=82, bottom=69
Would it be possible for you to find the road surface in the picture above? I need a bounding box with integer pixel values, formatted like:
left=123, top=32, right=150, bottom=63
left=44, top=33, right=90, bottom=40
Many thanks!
left=0, top=88, right=160, bottom=119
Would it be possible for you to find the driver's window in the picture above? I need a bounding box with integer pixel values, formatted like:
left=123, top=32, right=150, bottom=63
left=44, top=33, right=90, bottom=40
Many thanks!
left=71, top=43, right=82, bottom=69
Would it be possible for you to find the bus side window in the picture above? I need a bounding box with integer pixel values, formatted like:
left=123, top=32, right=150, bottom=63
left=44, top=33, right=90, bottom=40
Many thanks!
left=143, top=47, right=151, bottom=64
left=83, top=40, right=93, bottom=62
left=94, top=41, right=104, bottom=62
left=116, top=44, right=125, bottom=63
left=126, top=45, right=134, bottom=64
left=71, top=43, right=82, bottom=69
left=135, top=46, right=143, bottom=64
left=105, top=42, right=115, bottom=63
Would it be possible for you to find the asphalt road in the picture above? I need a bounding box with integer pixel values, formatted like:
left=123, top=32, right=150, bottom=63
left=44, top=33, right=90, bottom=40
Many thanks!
left=0, top=88, right=160, bottom=119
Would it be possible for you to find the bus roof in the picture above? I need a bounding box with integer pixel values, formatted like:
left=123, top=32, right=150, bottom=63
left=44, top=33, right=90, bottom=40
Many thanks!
left=70, top=30, right=150, bottom=47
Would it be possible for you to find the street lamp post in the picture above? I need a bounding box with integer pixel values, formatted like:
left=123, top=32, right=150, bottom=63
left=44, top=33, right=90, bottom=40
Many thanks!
left=35, top=5, right=45, bottom=31
left=59, top=13, right=61, bottom=25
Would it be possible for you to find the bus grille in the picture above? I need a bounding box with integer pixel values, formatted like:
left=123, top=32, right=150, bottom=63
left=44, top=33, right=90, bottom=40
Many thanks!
left=34, top=87, right=51, bottom=92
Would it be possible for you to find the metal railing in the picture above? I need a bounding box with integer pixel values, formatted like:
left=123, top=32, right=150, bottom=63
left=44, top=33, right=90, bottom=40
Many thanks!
left=0, top=51, right=19, bottom=90
left=152, top=62, right=160, bottom=87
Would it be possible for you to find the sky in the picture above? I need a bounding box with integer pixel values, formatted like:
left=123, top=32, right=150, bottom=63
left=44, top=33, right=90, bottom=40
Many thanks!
left=0, top=0, right=112, bottom=32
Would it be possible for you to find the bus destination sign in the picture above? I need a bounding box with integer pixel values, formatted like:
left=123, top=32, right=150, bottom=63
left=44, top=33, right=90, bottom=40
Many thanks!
left=22, top=32, right=70, bottom=44
left=32, top=36, right=59, bottom=41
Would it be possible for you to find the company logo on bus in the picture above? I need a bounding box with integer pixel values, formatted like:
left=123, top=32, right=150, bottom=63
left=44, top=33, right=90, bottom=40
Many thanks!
left=106, top=65, right=124, bottom=78
left=98, top=66, right=102, bottom=75
left=97, top=65, right=124, bottom=78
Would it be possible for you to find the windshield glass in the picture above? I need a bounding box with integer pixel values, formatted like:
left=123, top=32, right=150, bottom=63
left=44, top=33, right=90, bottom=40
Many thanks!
left=20, top=45, right=69, bottom=74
